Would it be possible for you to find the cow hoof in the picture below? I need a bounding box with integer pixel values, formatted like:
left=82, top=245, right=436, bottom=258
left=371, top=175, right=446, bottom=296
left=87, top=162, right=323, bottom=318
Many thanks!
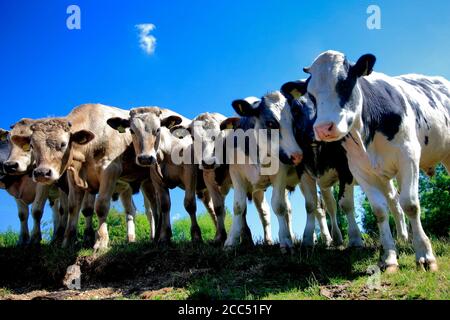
left=93, top=241, right=109, bottom=253
left=83, top=234, right=95, bottom=248
left=348, top=239, right=364, bottom=248
left=384, top=265, right=399, bottom=274
left=17, top=239, right=30, bottom=247
left=264, top=239, right=274, bottom=246
left=127, top=235, right=136, bottom=243
left=416, top=258, right=438, bottom=272
left=30, top=236, right=42, bottom=247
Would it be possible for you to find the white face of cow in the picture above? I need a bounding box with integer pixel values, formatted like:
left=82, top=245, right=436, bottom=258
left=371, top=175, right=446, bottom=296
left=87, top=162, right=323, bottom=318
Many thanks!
left=307, top=50, right=376, bottom=141
left=107, top=108, right=183, bottom=167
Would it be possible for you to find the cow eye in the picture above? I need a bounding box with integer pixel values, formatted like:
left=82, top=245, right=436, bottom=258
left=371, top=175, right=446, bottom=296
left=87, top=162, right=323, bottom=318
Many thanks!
left=129, top=128, right=135, bottom=135
left=61, top=142, right=67, bottom=149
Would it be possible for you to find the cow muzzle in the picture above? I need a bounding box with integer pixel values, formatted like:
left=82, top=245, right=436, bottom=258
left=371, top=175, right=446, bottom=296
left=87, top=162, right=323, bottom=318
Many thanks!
left=3, top=161, right=19, bottom=174
left=314, top=122, right=339, bottom=141
left=290, top=152, right=303, bottom=166
left=137, top=154, right=157, bottom=167
left=33, top=167, right=56, bottom=184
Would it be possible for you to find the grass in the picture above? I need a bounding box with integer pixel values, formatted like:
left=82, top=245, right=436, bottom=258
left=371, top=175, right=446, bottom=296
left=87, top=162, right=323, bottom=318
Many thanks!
left=0, top=211, right=448, bottom=300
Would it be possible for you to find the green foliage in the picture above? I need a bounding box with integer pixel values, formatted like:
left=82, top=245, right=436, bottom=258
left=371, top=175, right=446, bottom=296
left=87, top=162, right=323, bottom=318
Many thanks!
left=0, top=229, right=18, bottom=247
left=362, top=165, right=449, bottom=238
left=172, top=210, right=233, bottom=242
left=419, top=165, right=450, bottom=237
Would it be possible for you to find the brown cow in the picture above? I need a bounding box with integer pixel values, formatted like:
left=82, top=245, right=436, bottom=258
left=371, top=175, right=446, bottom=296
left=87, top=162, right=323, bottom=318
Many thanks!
left=1, top=126, right=68, bottom=245
left=12, top=104, right=157, bottom=250
left=107, top=107, right=213, bottom=243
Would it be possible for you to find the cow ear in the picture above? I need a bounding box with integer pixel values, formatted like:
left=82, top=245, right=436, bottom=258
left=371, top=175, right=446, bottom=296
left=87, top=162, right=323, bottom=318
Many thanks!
left=351, top=54, right=376, bottom=77
left=220, top=117, right=240, bottom=130
left=231, top=99, right=260, bottom=117
left=0, top=129, right=9, bottom=142
left=281, top=80, right=308, bottom=100
left=71, top=130, right=95, bottom=145
left=107, top=117, right=130, bottom=133
left=11, top=135, right=31, bottom=149
left=170, top=125, right=191, bottom=139
left=161, top=116, right=183, bottom=129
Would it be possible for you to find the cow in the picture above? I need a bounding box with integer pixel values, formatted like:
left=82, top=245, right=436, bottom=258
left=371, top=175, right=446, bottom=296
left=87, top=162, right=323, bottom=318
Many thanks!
left=1, top=124, right=69, bottom=245
left=281, top=81, right=409, bottom=247
left=171, top=112, right=274, bottom=245
left=107, top=107, right=220, bottom=244
left=225, top=93, right=350, bottom=249
left=13, top=104, right=158, bottom=250
left=283, top=50, right=450, bottom=271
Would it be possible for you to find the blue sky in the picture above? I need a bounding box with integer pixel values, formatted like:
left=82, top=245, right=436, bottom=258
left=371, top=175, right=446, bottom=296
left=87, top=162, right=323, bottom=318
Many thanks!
left=1, top=0, right=449, bottom=240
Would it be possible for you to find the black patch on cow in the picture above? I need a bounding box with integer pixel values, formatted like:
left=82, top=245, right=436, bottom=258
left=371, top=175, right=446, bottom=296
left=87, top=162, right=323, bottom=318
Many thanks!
left=424, top=136, right=429, bottom=145
left=401, top=78, right=441, bottom=109
left=359, top=78, right=406, bottom=146
left=335, top=58, right=359, bottom=111
left=405, top=95, right=431, bottom=130
left=214, top=164, right=229, bottom=186
left=290, top=97, right=353, bottom=200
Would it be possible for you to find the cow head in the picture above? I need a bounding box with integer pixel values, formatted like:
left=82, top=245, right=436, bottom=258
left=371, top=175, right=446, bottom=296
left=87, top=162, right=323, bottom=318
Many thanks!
left=231, top=92, right=303, bottom=166
left=107, top=107, right=183, bottom=167
left=0, top=128, right=10, bottom=176
left=29, top=119, right=95, bottom=184
left=173, top=113, right=226, bottom=170
left=4, top=119, right=37, bottom=175
left=305, top=50, right=376, bottom=141
left=281, top=79, right=317, bottom=146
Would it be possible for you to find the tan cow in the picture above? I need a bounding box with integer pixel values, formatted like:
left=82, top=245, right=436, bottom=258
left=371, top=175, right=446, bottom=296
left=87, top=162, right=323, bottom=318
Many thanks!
left=1, top=125, right=68, bottom=245
left=14, top=104, right=157, bottom=250
left=107, top=107, right=214, bottom=244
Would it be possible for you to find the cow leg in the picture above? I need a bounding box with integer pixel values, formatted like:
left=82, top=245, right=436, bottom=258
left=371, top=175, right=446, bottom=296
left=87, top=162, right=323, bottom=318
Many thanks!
left=358, top=177, right=398, bottom=271
left=119, top=186, right=137, bottom=243
left=337, top=184, right=363, bottom=247
left=338, top=184, right=363, bottom=247
left=385, top=180, right=409, bottom=242
left=81, top=192, right=96, bottom=247
left=209, top=186, right=228, bottom=244
left=93, top=165, right=121, bottom=251
left=29, top=184, right=49, bottom=245
left=141, top=180, right=158, bottom=241
left=321, top=187, right=344, bottom=246
left=53, top=191, right=69, bottom=243
left=224, top=182, right=247, bottom=248
left=397, top=156, right=437, bottom=271
left=62, top=185, right=84, bottom=248
left=16, top=199, right=30, bottom=246
left=271, top=179, right=293, bottom=250
left=184, top=190, right=202, bottom=243
left=156, top=186, right=172, bottom=244
left=253, top=190, right=273, bottom=245
left=300, top=174, right=332, bottom=247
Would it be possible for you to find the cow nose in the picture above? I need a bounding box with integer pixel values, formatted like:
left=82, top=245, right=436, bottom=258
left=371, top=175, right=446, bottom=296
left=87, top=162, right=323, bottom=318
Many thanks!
left=3, top=161, right=19, bottom=174
left=137, top=154, right=156, bottom=166
left=33, top=168, right=53, bottom=180
left=290, top=153, right=303, bottom=166
left=314, top=122, right=336, bottom=141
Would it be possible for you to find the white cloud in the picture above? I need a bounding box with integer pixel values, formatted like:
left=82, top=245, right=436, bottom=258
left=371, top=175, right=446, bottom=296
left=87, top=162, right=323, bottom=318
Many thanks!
left=136, top=23, right=157, bottom=55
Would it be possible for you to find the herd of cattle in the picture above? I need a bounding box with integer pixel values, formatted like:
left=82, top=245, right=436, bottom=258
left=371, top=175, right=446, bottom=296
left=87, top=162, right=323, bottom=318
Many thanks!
left=0, top=50, right=449, bottom=273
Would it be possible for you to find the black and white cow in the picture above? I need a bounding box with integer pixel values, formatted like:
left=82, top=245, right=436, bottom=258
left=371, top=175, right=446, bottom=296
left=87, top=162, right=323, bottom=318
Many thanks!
left=281, top=80, right=409, bottom=247
left=226, top=93, right=340, bottom=248
left=284, top=50, right=450, bottom=271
